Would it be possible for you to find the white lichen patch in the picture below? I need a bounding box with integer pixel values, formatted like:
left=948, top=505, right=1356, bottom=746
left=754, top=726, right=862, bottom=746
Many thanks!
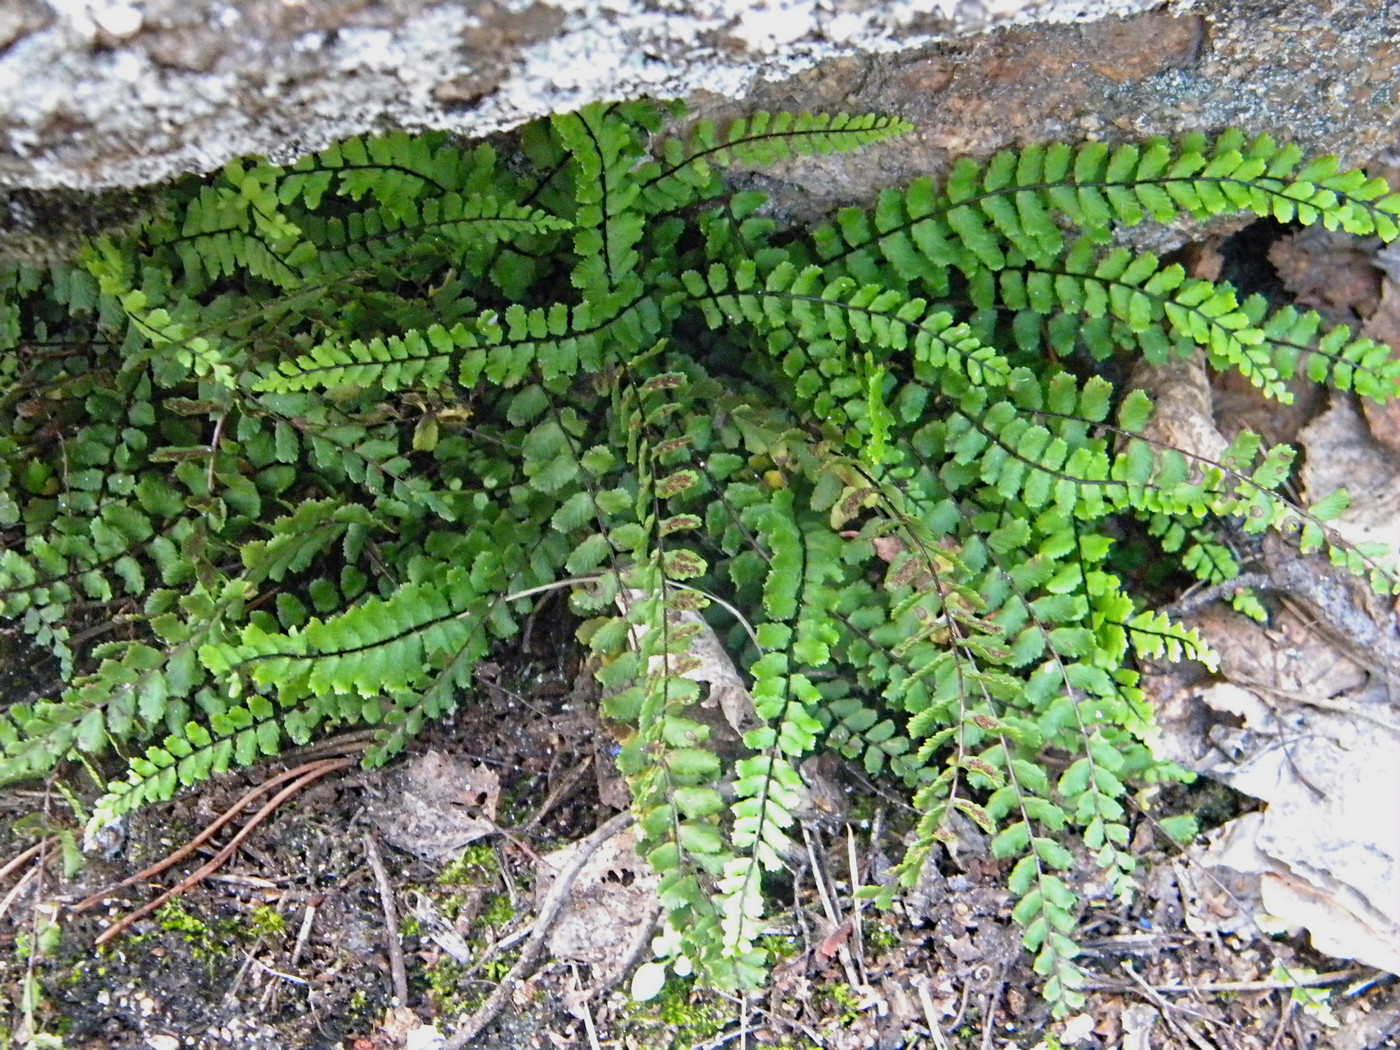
left=0, top=0, right=1163, bottom=190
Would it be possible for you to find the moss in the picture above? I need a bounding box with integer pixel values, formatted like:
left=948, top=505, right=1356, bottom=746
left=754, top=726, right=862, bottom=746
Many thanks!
left=247, top=904, right=287, bottom=940
left=476, top=893, right=516, bottom=929
left=423, top=957, right=471, bottom=1015
left=612, top=980, right=731, bottom=1048
left=154, top=900, right=241, bottom=966
left=862, top=915, right=900, bottom=954
left=438, top=844, right=499, bottom=886
left=821, top=982, right=865, bottom=1025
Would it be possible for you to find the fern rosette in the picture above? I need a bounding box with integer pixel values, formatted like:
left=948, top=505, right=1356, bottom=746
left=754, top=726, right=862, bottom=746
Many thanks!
left=2, top=100, right=1399, bottom=1011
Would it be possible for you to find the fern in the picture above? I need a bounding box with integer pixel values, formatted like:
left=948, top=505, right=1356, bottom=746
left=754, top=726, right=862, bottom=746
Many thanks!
left=3, top=102, right=1399, bottom=1013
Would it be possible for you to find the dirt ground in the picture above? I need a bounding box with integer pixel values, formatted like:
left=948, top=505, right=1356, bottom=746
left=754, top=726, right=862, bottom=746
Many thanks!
left=2, top=214, right=1400, bottom=1049
left=3, top=613, right=1398, bottom=1047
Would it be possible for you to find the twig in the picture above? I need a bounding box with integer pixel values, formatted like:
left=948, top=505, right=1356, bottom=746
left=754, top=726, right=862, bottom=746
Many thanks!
left=289, top=897, right=319, bottom=968
left=441, top=810, right=633, bottom=1050
left=206, top=412, right=226, bottom=491
left=74, top=755, right=360, bottom=913
left=846, top=824, right=867, bottom=988
left=801, top=824, right=860, bottom=990
left=712, top=988, right=824, bottom=1048
left=0, top=841, right=47, bottom=886
left=1161, top=572, right=1274, bottom=618
left=1119, top=962, right=1220, bottom=1050
left=92, top=758, right=353, bottom=946
left=364, top=831, right=409, bottom=1006
left=980, top=980, right=1003, bottom=1050
left=18, top=861, right=57, bottom=1045
left=1082, top=967, right=1366, bottom=994
left=252, top=956, right=308, bottom=985
left=0, top=864, right=40, bottom=924
left=572, top=964, right=604, bottom=1050
left=1267, top=994, right=1293, bottom=1050
left=284, top=731, right=378, bottom=762
left=253, top=895, right=317, bottom=1014
left=692, top=1027, right=760, bottom=1050
left=948, top=982, right=972, bottom=1032
left=514, top=756, right=593, bottom=833
left=916, top=978, right=950, bottom=1050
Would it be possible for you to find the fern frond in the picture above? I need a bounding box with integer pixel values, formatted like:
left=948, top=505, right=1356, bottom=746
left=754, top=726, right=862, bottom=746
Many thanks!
left=638, top=111, right=913, bottom=215
left=552, top=103, right=649, bottom=300
left=257, top=292, right=667, bottom=394
left=298, top=193, right=570, bottom=278
left=813, top=132, right=1400, bottom=296
left=277, top=131, right=494, bottom=212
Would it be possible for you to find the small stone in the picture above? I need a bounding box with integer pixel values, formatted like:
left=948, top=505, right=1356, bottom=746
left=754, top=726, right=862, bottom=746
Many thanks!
left=93, top=2, right=143, bottom=40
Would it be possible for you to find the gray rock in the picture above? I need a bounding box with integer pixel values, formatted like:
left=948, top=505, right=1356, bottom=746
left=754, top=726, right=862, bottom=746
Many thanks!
left=1, top=0, right=1398, bottom=254
left=0, top=0, right=1163, bottom=192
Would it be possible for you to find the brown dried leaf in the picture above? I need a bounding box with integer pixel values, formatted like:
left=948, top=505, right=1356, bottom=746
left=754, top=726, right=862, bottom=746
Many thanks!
left=1299, top=398, right=1400, bottom=557
left=617, top=589, right=761, bottom=739
left=371, top=751, right=500, bottom=862
left=535, top=828, right=660, bottom=980
left=1359, top=277, right=1400, bottom=454
left=1269, top=227, right=1381, bottom=323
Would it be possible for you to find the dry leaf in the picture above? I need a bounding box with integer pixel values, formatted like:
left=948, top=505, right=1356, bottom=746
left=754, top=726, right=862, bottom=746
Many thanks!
left=1299, top=398, right=1400, bottom=557
left=535, top=827, right=660, bottom=980
left=372, top=751, right=500, bottom=862
left=1121, top=1003, right=1160, bottom=1050
left=618, top=589, right=761, bottom=740
left=1269, top=226, right=1381, bottom=323
left=1359, top=277, right=1400, bottom=454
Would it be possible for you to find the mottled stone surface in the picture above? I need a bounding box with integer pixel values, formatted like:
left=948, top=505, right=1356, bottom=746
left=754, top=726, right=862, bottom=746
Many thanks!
left=708, top=1, right=1400, bottom=220
left=1, top=0, right=1398, bottom=256
left=0, top=0, right=1161, bottom=192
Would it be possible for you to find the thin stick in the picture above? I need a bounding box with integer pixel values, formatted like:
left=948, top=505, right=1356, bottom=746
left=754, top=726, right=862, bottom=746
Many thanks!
left=364, top=832, right=408, bottom=1006
left=572, top=964, right=604, bottom=1050
left=92, top=758, right=352, bottom=946
left=692, top=1027, right=760, bottom=1050
left=0, top=841, right=46, bottom=886
left=1082, top=967, right=1366, bottom=995
left=1267, top=994, right=1293, bottom=1050
left=1119, top=963, right=1219, bottom=1050
left=515, top=756, right=593, bottom=833
left=441, top=810, right=633, bottom=1050
left=980, top=981, right=1002, bottom=1050
left=253, top=957, right=309, bottom=985
left=846, top=824, right=866, bottom=987
left=916, top=979, right=950, bottom=1050
left=801, top=824, right=860, bottom=990
left=75, top=756, right=359, bottom=913
left=0, top=864, right=40, bottom=924
left=205, top=413, right=227, bottom=492
left=289, top=898, right=319, bottom=968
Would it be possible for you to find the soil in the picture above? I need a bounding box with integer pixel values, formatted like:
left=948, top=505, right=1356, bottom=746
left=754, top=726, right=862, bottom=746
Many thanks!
left=3, top=200, right=1400, bottom=1050
left=2, top=597, right=1397, bottom=1049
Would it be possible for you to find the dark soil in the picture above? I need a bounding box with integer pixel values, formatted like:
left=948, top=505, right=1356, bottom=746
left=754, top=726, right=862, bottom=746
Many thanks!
left=2, top=629, right=1396, bottom=1050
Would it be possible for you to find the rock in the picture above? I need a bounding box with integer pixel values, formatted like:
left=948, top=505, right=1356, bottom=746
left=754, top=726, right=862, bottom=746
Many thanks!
left=1, top=0, right=1398, bottom=254
left=0, top=0, right=1159, bottom=192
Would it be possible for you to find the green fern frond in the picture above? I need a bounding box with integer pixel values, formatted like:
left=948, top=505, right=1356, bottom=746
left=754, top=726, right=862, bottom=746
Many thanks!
left=638, top=111, right=913, bottom=215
